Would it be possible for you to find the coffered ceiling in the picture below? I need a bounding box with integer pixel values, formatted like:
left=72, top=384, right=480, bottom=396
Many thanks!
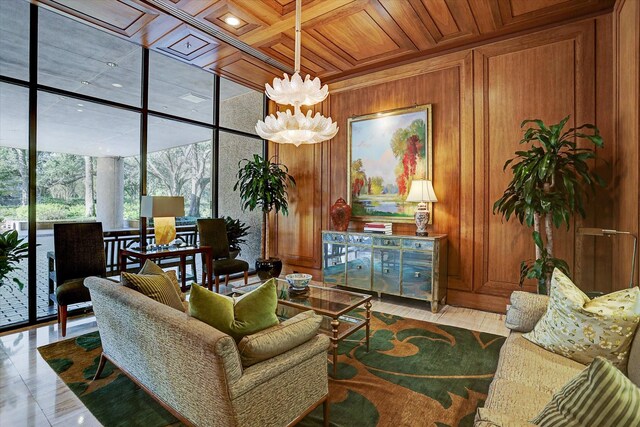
left=33, top=0, right=615, bottom=90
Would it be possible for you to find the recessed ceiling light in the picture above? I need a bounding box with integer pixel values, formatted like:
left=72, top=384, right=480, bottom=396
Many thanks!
left=224, top=15, right=241, bottom=27
left=106, top=62, right=117, bottom=67
left=112, top=83, right=123, bottom=88
left=77, top=103, right=83, bottom=107
left=77, top=109, right=83, bottom=112
left=180, top=92, right=208, bottom=103
left=81, top=81, right=90, bottom=85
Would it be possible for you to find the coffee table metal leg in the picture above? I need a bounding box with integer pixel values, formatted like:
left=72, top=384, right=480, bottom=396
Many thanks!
left=365, top=300, right=372, bottom=352
left=331, top=318, right=340, bottom=377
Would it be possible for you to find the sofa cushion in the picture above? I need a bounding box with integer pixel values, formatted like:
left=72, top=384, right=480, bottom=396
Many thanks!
left=493, top=333, right=584, bottom=394
left=531, top=357, right=640, bottom=427
left=505, top=291, right=549, bottom=332
left=524, top=269, right=640, bottom=371
left=629, top=322, right=640, bottom=387
left=484, top=378, right=552, bottom=421
left=475, top=408, right=536, bottom=426
left=189, top=280, right=279, bottom=341
left=138, top=260, right=186, bottom=302
left=121, top=272, right=184, bottom=311
left=238, top=310, right=322, bottom=367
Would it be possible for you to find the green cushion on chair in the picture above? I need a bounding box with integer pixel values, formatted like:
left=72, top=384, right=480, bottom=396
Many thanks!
left=54, top=278, right=91, bottom=306
left=211, top=258, right=249, bottom=276
left=189, top=279, right=279, bottom=341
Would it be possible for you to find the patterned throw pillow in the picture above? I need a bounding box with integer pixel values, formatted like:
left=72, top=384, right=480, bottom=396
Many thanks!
left=138, top=260, right=186, bottom=302
left=121, top=272, right=185, bottom=311
left=531, top=357, right=640, bottom=426
left=524, top=269, right=640, bottom=371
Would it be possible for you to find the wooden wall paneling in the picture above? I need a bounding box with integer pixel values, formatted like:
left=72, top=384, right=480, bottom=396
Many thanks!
left=473, top=21, right=599, bottom=299
left=613, top=0, right=640, bottom=289
left=326, top=51, right=474, bottom=292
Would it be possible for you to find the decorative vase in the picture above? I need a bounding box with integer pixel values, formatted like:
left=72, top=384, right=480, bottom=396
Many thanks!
left=330, top=198, right=351, bottom=231
left=255, top=257, right=283, bottom=280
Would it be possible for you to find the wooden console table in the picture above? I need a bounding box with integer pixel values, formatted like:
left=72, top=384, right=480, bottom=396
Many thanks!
left=119, top=245, right=213, bottom=292
left=322, top=231, right=448, bottom=312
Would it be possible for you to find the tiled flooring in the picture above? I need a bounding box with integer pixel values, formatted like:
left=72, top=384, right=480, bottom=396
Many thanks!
left=0, top=280, right=508, bottom=427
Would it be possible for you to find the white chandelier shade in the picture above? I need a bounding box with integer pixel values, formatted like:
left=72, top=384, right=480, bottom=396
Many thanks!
left=257, top=0, right=337, bottom=147
left=265, top=72, right=329, bottom=107
left=256, top=108, right=338, bottom=147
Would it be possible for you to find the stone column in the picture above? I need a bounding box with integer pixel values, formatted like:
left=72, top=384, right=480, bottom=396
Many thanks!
left=96, top=157, right=125, bottom=231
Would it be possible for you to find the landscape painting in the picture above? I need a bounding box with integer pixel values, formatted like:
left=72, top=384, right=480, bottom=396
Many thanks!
left=347, top=105, right=432, bottom=222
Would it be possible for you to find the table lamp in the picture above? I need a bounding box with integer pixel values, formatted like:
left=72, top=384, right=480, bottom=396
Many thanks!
left=405, top=180, right=438, bottom=237
left=140, top=196, right=185, bottom=247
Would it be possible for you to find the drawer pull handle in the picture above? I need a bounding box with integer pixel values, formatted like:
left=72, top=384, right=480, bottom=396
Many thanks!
left=356, top=265, right=362, bottom=270
left=415, top=272, right=421, bottom=278
left=383, top=268, right=389, bottom=273
left=333, top=261, right=338, bottom=266
left=415, top=243, right=422, bottom=248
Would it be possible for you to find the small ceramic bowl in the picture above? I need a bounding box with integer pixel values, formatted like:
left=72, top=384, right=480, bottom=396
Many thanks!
left=285, top=273, right=312, bottom=290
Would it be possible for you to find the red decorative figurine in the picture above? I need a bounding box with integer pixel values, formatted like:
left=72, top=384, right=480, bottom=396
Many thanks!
left=330, top=198, right=352, bottom=231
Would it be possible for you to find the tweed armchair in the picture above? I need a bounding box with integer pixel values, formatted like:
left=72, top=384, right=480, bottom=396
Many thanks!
left=86, top=277, right=330, bottom=427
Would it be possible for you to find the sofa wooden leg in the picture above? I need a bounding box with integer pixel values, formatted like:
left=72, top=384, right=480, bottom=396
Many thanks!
left=59, top=305, right=68, bottom=337
left=244, top=270, right=248, bottom=285
left=93, top=353, right=107, bottom=380
left=323, top=398, right=329, bottom=427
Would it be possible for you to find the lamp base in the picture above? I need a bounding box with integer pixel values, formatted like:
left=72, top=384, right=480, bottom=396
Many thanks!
left=154, top=216, right=176, bottom=246
left=414, top=202, right=430, bottom=237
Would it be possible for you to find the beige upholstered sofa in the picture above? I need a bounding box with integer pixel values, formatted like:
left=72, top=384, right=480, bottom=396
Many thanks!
left=85, top=277, right=331, bottom=427
left=475, top=291, right=640, bottom=426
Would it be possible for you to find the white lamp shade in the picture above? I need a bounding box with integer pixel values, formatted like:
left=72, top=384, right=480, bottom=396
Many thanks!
left=140, top=196, right=184, bottom=218
left=405, top=180, right=438, bottom=203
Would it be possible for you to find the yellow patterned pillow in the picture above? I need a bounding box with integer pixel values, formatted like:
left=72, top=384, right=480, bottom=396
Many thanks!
left=523, top=269, right=639, bottom=371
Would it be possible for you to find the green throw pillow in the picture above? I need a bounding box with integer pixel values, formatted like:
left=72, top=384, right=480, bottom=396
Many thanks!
left=121, top=271, right=184, bottom=311
left=531, top=357, right=640, bottom=426
left=238, top=310, right=322, bottom=367
left=189, top=279, right=279, bottom=341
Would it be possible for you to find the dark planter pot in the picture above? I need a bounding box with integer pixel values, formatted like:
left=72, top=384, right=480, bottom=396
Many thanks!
left=256, top=257, right=282, bottom=280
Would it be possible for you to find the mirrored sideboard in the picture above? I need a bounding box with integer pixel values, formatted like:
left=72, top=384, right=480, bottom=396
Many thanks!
left=322, top=231, right=448, bottom=312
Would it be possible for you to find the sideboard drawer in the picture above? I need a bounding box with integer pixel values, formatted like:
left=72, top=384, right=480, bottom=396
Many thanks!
left=323, top=232, right=346, bottom=243
left=402, top=239, right=434, bottom=251
left=348, top=234, right=372, bottom=245
left=346, top=248, right=372, bottom=290
left=372, top=237, right=401, bottom=247
left=401, top=250, right=433, bottom=299
left=372, top=249, right=401, bottom=294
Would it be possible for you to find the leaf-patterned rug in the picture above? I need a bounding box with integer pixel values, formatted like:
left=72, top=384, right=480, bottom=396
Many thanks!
left=38, top=312, right=505, bottom=427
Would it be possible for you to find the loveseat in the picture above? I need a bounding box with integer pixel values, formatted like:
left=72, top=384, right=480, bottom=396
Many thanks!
left=85, top=277, right=331, bottom=427
left=475, top=291, right=640, bottom=426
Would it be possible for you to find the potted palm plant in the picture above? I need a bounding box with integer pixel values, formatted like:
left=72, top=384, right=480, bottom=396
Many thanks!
left=0, top=229, right=29, bottom=290
left=493, top=115, right=605, bottom=294
left=223, top=216, right=250, bottom=259
left=234, top=155, right=295, bottom=279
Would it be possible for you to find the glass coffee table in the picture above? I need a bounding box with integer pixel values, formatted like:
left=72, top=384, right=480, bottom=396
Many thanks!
left=233, top=279, right=373, bottom=376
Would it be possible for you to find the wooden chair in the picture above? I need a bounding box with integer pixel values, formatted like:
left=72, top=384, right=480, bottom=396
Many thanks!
left=197, top=218, right=248, bottom=292
left=51, top=222, right=107, bottom=336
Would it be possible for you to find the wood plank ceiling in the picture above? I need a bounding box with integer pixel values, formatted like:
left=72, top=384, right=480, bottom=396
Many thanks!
left=33, top=0, right=615, bottom=90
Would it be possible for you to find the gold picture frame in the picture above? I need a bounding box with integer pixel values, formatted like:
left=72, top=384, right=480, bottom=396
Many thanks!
left=347, top=104, right=433, bottom=223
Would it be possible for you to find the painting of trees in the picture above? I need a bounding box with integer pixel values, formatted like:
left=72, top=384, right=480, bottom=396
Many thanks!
left=348, top=105, right=432, bottom=221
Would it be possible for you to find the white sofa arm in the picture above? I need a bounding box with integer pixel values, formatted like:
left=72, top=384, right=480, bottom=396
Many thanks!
left=505, top=291, right=549, bottom=332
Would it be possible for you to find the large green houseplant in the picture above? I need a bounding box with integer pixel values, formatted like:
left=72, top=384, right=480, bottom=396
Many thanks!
left=234, top=155, right=295, bottom=279
left=0, top=230, right=29, bottom=290
left=493, top=115, right=604, bottom=294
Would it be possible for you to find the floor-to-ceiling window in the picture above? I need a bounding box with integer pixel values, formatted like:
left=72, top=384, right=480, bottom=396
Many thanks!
left=0, top=1, right=265, bottom=331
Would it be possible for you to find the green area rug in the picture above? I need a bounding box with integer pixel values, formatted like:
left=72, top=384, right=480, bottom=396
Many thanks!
left=38, top=312, right=505, bottom=427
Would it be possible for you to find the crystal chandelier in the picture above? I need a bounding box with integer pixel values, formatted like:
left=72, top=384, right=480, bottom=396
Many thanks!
left=255, top=0, right=338, bottom=147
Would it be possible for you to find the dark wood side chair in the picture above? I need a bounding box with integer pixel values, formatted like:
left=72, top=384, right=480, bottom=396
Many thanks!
left=52, top=222, right=107, bottom=336
left=197, top=218, right=249, bottom=293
